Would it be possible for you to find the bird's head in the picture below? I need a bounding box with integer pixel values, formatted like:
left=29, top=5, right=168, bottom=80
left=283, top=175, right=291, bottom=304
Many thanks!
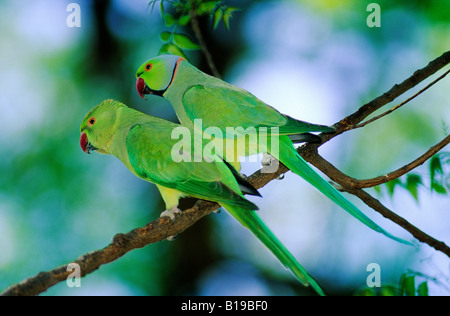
left=80, top=99, right=122, bottom=155
left=135, top=54, right=184, bottom=99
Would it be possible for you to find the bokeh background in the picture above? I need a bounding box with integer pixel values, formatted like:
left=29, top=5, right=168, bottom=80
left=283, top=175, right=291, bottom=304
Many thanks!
left=0, top=0, right=449, bottom=295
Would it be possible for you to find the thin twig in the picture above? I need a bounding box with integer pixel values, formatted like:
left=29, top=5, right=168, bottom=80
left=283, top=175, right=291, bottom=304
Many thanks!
left=301, top=134, right=450, bottom=190
left=350, top=134, right=450, bottom=189
left=189, top=10, right=221, bottom=78
left=331, top=50, right=450, bottom=135
left=353, top=68, right=450, bottom=129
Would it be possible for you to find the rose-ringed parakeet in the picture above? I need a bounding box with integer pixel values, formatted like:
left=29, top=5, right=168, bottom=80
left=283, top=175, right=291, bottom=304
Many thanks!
left=135, top=55, right=412, bottom=246
left=80, top=99, right=325, bottom=295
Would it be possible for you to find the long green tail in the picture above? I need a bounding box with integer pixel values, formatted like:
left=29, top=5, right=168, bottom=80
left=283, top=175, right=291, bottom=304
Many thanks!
left=275, top=136, right=413, bottom=246
left=222, top=203, right=325, bottom=296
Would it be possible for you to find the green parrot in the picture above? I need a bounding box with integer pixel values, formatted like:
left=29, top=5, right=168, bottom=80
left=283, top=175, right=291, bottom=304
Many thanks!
left=135, top=55, right=413, bottom=246
left=80, top=99, right=325, bottom=295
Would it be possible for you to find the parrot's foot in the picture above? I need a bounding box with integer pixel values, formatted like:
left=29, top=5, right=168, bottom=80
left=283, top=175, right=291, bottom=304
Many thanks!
left=261, top=153, right=273, bottom=166
left=261, top=153, right=280, bottom=173
left=166, top=234, right=179, bottom=241
left=160, top=207, right=182, bottom=241
left=214, top=207, right=224, bottom=214
left=160, top=207, right=182, bottom=221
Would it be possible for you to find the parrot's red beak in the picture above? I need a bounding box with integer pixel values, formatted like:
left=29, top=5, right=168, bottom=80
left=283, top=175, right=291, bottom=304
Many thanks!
left=80, top=132, right=97, bottom=154
left=136, top=77, right=149, bottom=99
left=80, top=132, right=89, bottom=153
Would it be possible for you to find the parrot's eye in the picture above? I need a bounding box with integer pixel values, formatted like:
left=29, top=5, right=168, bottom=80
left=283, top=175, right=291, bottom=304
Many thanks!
left=88, top=117, right=96, bottom=126
left=145, top=63, right=152, bottom=71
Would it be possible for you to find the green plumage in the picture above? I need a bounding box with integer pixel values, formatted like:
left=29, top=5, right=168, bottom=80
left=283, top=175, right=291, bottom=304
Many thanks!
left=127, top=124, right=256, bottom=210
left=80, top=99, right=325, bottom=295
left=136, top=55, right=413, bottom=246
left=182, top=84, right=334, bottom=135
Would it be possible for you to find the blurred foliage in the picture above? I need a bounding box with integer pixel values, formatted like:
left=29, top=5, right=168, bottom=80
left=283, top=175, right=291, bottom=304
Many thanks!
left=0, top=0, right=449, bottom=296
left=355, top=271, right=430, bottom=296
left=152, top=0, right=240, bottom=59
left=375, top=152, right=450, bottom=203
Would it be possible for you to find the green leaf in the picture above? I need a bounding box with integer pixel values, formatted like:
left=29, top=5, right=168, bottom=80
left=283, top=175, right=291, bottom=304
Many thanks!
left=399, top=272, right=406, bottom=290
left=178, top=14, right=191, bottom=26
left=212, top=7, right=223, bottom=29
left=405, top=173, right=423, bottom=201
left=386, top=178, right=402, bottom=197
left=354, top=288, right=376, bottom=296
left=222, top=7, right=240, bottom=30
left=159, top=0, right=164, bottom=15
left=380, top=285, right=400, bottom=296
left=198, top=1, right=218, bottom=15
left=158, top=43, right=170, bottom=55
left=373, top=184, right=381, bottom=194
left=417, top=281, right=429, bottom=296
left=164, top=43, right=188, bottom=59
left=163, top=13, right=176, bottom=27
left=403, top=275, right=416, bottom=296
left=173, top=33, right=200, bottom=50
left=160, top=31, right=172, bottom=42
left=431, top=180, right=447, bottom=194
left=430, top=155, right=444, bottom=185
left=147, top=0, right=159, bottom=14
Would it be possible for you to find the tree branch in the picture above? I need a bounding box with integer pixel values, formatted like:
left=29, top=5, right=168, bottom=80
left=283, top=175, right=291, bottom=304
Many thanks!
left=345, top=188, right=450, bottom=257
left=332, top=50, right=450, bottom=135
left=1, top=200, right=221, bottom=296
left=301, top=134, right=450, bottom=190
left=189, top=10, right=222, bottom=78
left=297, top=143, right=450, bottom=256
left=351, top=134, right=450, bottom=189
left=352, top=68, right=450, bottom=129
left=3, top=51, right=450, bottom=296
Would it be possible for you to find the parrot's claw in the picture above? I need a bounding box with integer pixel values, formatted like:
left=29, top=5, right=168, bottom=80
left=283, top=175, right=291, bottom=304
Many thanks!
left=261, top=153, right=273, bottom=166
left=166, top=234, right=179, bottom=241
left=277, top=174, right=285, bottom=180
left=160, top=207, right=182, bottom=221
left=214, top=207, right=224, bottom=214
left=261, top=153, right=280, bottom=173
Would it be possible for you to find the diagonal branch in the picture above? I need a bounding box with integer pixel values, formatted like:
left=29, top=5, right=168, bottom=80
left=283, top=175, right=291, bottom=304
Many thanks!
left=2, top=51, right=450, bottom=296
left=329, top=50, right=450, bottom=137
left=1, top=200, right=221, bottom=296
left=346, top=188, right=450, bottom=257
left=298, top=144, right=450, bottom=257
left=352, top=68, right=450, bottom=129
left=301, top=134, right=450, bottom=190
